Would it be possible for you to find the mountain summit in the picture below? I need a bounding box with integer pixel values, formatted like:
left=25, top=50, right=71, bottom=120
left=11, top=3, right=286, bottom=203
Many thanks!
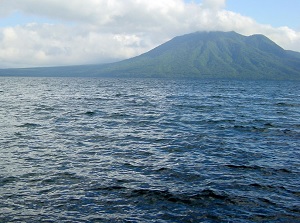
left=99, top=31, right=300, bottom=80
left=1, top=31, right=300, bottom=80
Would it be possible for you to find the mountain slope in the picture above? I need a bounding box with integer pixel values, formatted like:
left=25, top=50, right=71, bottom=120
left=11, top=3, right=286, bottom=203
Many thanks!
left=1, top=31, right=300, bottom=80
left=97, top=31, right=300, bottom=80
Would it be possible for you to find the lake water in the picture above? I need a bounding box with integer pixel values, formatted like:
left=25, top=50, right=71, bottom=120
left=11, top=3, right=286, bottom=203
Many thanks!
left=0, top=77, right=299, bottom=222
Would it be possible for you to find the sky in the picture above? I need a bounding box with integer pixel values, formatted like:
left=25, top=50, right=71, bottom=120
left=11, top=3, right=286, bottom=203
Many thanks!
left=0, top=0, right=299, bottom=68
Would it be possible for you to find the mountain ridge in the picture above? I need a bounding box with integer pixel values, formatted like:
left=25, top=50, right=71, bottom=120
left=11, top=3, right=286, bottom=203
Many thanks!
left=1, top=31, right=300, bottom=80
left=97, top=31, right=300, bottom=80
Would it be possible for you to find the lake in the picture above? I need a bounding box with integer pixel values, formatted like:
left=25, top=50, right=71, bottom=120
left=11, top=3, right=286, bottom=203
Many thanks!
left=0, top=77, right=299, bottom=222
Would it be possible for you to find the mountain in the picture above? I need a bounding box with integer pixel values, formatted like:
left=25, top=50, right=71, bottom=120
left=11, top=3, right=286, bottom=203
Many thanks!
left=97, top=31, right=300, bottom=80
left=1, top=31, right=300, bottom=80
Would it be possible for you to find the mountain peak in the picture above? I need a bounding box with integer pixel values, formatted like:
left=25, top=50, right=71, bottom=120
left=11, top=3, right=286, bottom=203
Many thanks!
left=97, top=31, right=300, bottom=80
left=1, top=31, right=300, bottom=80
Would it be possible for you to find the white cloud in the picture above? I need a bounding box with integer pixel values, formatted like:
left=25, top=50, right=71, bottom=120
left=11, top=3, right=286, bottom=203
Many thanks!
left=202, top=0, right=226, bottom=10
left=0, top=0, right=300, bottom=68
left=0, top=23, right=150, bottom=68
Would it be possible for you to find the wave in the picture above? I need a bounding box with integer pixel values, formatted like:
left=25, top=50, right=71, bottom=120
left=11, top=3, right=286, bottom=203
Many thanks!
left=0, top=176, right=18, bottom=186
left=84, top=111, right=97, bottom=116
left=275, top=102, right=300, bottom=107
left=17, top=123, right=41, bottom=128
left=90, top=185, right=127, bottom=191
left=225, top=164, right=293, bottom=175
left=79, top=97, right=113, bottom=101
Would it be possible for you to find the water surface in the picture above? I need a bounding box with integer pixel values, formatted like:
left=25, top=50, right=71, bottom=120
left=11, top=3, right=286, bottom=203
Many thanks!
left=0, top=77, right=299, bottom=222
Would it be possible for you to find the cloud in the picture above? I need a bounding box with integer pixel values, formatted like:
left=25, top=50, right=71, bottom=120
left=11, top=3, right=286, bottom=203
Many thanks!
left=0, top=23, right=150, bottom=68
left=202, top=0, right=226, bottom=10
left=0, top=0, right=300, bottom=68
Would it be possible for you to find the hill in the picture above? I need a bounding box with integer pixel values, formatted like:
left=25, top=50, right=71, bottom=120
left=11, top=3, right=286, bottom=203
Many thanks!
left=98, top=31, right=300, bottom=80
left=1, top=31, right=300, bottom=80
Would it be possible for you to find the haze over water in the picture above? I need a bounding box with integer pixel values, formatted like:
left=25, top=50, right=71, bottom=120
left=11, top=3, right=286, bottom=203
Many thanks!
left=0, top=77, right=299, bottom=222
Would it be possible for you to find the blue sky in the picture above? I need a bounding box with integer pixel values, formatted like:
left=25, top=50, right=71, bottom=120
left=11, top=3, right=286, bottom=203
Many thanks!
left=0, top=12, right=58, bottom=27
left=226, top=0, right=300, bottom=30
left=0, top=0, right=300, bottom=68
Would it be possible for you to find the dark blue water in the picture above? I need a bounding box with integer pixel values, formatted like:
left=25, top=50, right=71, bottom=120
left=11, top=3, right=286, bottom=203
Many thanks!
left=0, top=77, right=299, bottom=222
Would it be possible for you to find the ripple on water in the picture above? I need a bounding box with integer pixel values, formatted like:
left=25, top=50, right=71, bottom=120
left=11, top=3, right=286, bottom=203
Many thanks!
left=0, top=77, right=299, bottom=222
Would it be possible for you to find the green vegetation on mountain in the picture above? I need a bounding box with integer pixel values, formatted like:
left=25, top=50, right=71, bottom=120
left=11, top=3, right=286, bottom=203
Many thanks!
left=98, top=31, right=300, bottom=80
left=1, top=31, right=300, bottom=80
